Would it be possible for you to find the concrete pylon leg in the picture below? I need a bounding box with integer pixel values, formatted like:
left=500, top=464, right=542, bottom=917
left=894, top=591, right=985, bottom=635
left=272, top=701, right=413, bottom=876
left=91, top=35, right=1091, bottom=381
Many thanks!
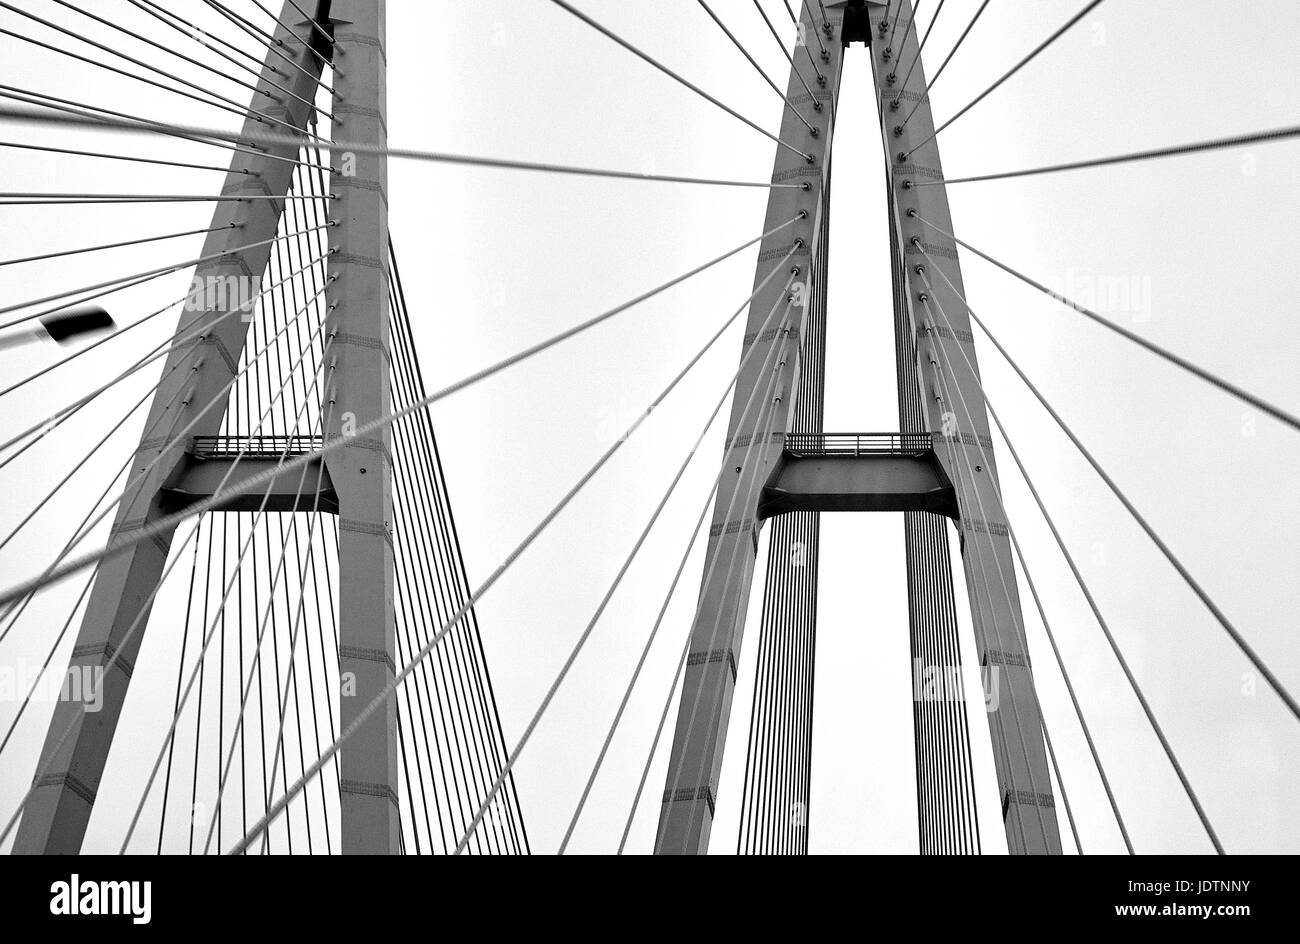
left=655, top=3, right=844, bottom=855
left=873, top=0, right=1061, bottom=853
left=12, top=2, right=330, bottom=854
left=324, top=0, right=400, bottom=854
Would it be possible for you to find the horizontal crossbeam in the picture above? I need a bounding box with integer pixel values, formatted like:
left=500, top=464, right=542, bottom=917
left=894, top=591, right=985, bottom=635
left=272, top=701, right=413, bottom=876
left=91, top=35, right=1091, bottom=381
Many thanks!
left=759, top=433, right=956, bottom=518
left=160, top=439, right=337, bottom=514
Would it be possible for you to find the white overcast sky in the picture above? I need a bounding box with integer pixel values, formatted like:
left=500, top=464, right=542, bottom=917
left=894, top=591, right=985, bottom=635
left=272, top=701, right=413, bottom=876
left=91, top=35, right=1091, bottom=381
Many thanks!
left=0, top=0, right=1298, bottom=854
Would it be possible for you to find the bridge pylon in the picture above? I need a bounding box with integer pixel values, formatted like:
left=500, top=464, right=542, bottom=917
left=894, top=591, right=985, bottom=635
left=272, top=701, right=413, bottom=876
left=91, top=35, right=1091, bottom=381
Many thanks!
left=655, top=0, right=1062, bottom=855
left=13, top=0, right=402, bottom=854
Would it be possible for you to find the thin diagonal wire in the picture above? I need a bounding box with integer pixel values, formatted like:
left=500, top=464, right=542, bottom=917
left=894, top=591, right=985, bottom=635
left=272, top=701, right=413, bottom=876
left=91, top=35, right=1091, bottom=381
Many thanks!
left=0, top=275, right=335, bottom=627
left=920, top=246, right=1300, bottom=726
left=117, top=323, right=337, bottom=853
left=0, top=193, right=327, bottom=204
left=637, top=338, right=795, bottom=852
left=0, top=218, right=801, bottom=607
left=389, top=238, right=529, bottom=851
left=252, top=0, right=334, bottom=59
left=0, top=248, right=330, bottom=451
left=50, top=0, right=271, bottom=101
left=547, top=0, right=812, bottom=162
left=909, top=296, right=1046, bottom=851
left=920, top=254, right=1228, bottom=852
left=0, top=304, right=328, bottom=849
left=468, top=263, right=799, bottom=854
left=204, top=0, right=332, bottom=79
left=0, top=225, right=329, bottom=330
left=615, top=309, right=796, bottom=854
left=0, top=13, right=306, bottom=136
left=696, top=0, right=818, bottom=133
left=655, top=256, right=812, bottom=853
left=885, top=0, right=913, bottom=55
left=899, top=0, right=990, bottom=129
left=914, top=124, right=1300, bottom=185
left=906, top=0, right=1105, bottom=154
left=0, top=141, right=232, bottom=174
left=0, top=89, right=330, bottom=169
left=195, top=367, right=336, bottom=855
left=0, top=224, right=231, bottom=268
left=911, top=212, right=1300, bottom=434
left=893, top=0, right=945, bottom=91
left=559, top=476, right=720, bottom=853
left=800, top=2, right=829, bottom=56
left=0, top=104, right=798, bottom=189
left=1040, top=719, right=1081, bottom=853
left=129, top=0, right=271, bottom=74
left=915, top=271, right=1132, bottom=853
left=0, top=374, right=192, bottom=758
left=230, top=247, right=802, bottom=856
left=753, top=0, right=818, bottom=103
left=125, top=0, right=329, bottom=108
left=157, top=518, right=204, bottom=852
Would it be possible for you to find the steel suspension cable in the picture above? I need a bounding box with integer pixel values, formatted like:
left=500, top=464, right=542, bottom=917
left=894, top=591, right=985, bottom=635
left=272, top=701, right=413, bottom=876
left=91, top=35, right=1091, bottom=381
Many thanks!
left=157, top=519, right=205, bottom=852
left=0, top=10, right=308, bottom=136
left=0, top=140, right=233, bottom=175
left=234, top=245, right=803, bottom=856
left=647, top=346, right=795, bottom=853
left=251, top=0, right=335, bottom=64
left=909, top=213, right=1300, bottom=434
left=0, top=303, right=330, bottom=849
left=0, top=247, right=333, bottom=454
left=753, top=0, right=819, bottom=105
left=616, top=302, right=799, bottom=853
left=119, top=321, right=338, bottom=853
left=124, top=0, right=329, bottom=109
left=49, top=0, right=273, bottom=103
left=128, top=0, right=272, bottom=75
left=919, top=261, right=1217, bottom=852
left=203, top=0, right=332, bottom=79
left=915, top=124, right=1300, bottom=186
left=800, top=2, right=830, bottom=56
left=546, top=0, right=813, bottom=163
left=898, top=0, right=991, bottom=130
left=892, top=0, right=945, bottom=91
left=915, top=275, right=1132, bottom=853
left=909, top=300, right=1045, bottom=852
left=387, top=316, right=514, bottom=852
left=0, top=224, right=331, bottom=330
left=884, top=0, right=915, bottom=60
left=462, top=261, right=801, bottom=854
left=0, top=371, right=192, bottom=756
left=0, top=103, right=798, bottom=190
left=0, top=217, right=802, bottom=606
left=194, top=362, right=336, bottom=855
left=0, top=351, right=202, bottom=652
left=0, top=223, right=233, bottom=268
left=917, top=245, right=1300, bottom=729
left=558, top=475, right=720, bottom=852
left=388, top=241, right=529, bottom=851
left=696, top=0, right=820, bottom=132
left=0, top=89, right=330, bottom=169
left=904, top=0, right=1105, bottom=157
left=0, top=274, right=336, bottom=627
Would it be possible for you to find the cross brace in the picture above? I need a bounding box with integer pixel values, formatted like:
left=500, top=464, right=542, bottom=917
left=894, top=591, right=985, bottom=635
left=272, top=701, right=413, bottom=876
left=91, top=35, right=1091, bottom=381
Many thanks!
left=759, top=445, right=956, bottom=518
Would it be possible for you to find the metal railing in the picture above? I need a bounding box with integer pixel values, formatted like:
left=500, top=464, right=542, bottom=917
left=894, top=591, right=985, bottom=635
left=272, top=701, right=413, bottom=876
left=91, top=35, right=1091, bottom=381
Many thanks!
left=783, top=432, right=934, bottom=456
left=191, top=435, right=325, bottom=459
